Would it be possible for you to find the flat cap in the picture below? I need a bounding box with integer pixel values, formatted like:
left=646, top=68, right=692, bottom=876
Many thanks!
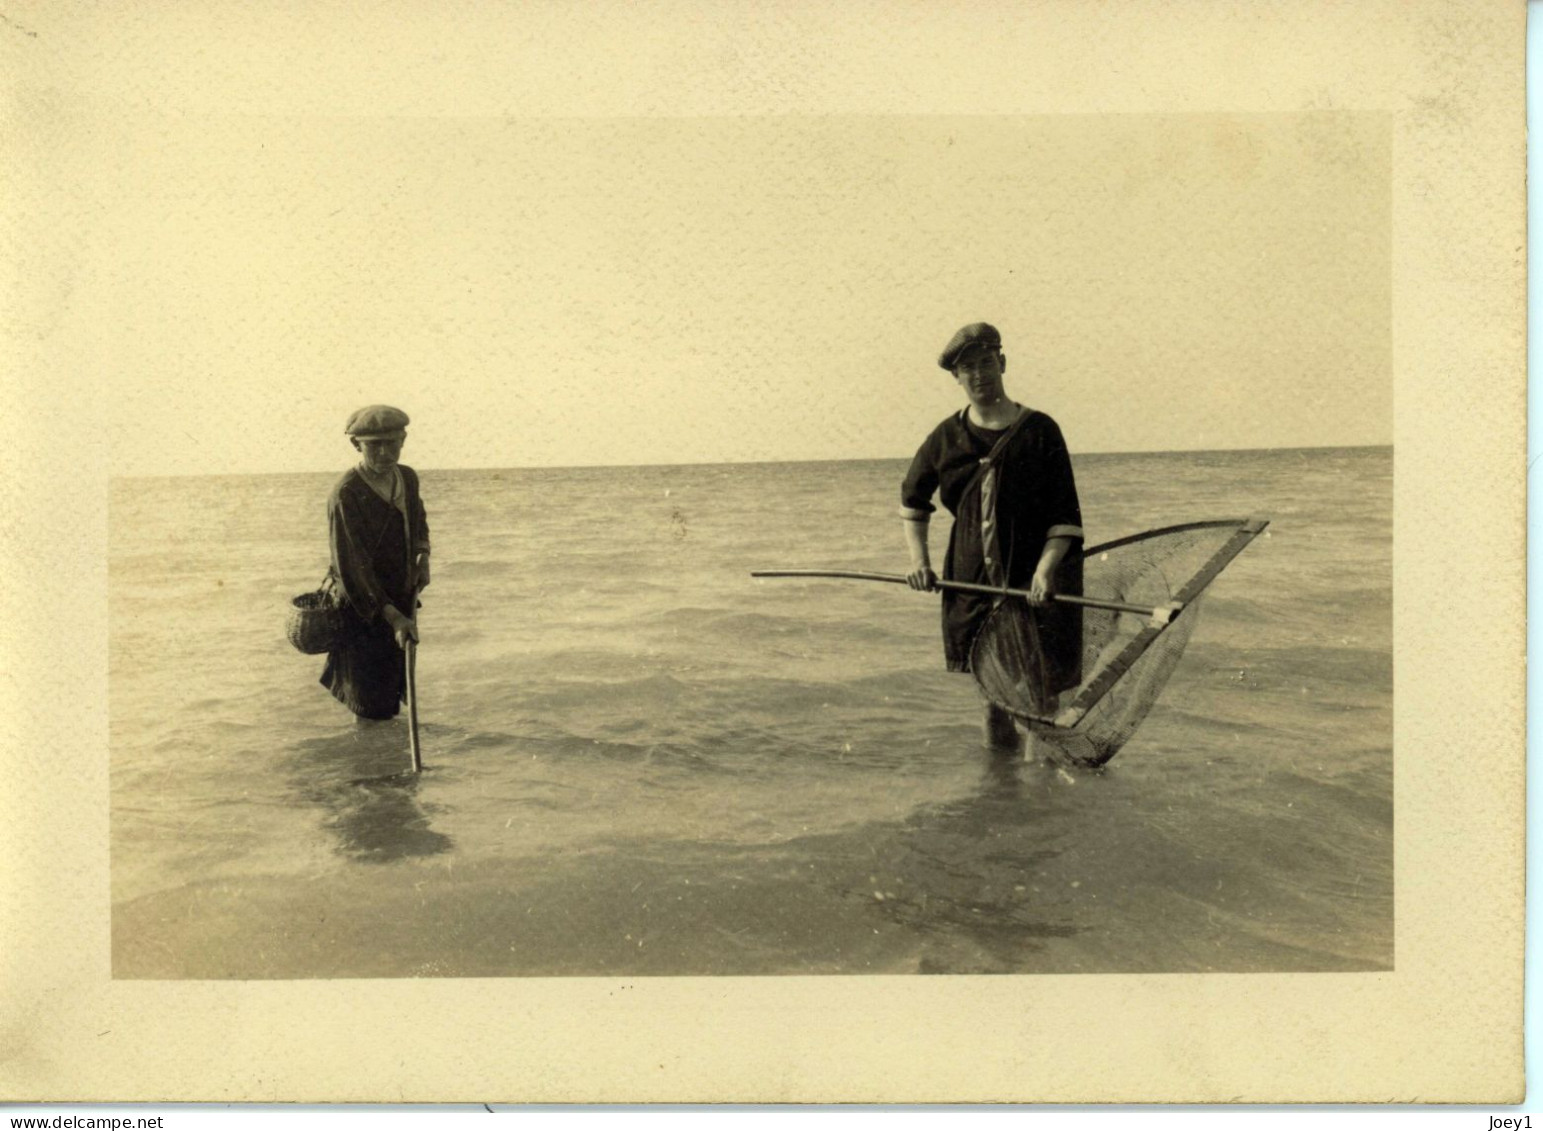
left=344, top=404, right=410, bottom=436
left=938, top=322, right=1002, bottom=371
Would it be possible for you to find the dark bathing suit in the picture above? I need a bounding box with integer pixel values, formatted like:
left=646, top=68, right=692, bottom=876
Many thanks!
left=900, top=407, right=1084, bottom=690
left=321, top=464, right=430, bottom=719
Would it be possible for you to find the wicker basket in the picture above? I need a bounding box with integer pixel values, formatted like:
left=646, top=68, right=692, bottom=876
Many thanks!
left=286, top=577, right=354, bottom=655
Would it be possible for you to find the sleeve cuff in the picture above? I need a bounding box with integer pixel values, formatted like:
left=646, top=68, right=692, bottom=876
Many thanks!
left=899, top=505, right=934, bottom=521
left=1047, top=524, right=1084, bottom=540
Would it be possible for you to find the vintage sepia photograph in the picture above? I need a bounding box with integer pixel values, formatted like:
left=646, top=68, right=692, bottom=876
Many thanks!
left=4, top=0, right=1521, bottom=1106
left=107, top=112, right=1391, bottom=980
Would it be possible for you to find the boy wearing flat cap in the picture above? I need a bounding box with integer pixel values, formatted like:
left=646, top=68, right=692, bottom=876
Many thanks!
left=900, top=323, right=1084, bottom=751
left=320, top=404, right=432, bottom=720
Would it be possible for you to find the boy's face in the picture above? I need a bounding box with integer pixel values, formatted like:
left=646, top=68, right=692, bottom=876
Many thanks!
left=353, top=432, right=405, bottom=473
left=953, top=346, right=1007, bottom=405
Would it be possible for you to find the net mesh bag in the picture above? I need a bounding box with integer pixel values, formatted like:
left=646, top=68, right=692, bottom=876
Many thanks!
left=970, top=519, right=1266, bottom=766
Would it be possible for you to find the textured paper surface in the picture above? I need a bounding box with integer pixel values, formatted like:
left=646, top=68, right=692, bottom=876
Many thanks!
left=0, top=0, right=1523, bottom=1103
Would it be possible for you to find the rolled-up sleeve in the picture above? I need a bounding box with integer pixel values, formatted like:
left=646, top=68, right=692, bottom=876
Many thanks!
left=1037, top=418, right=1083, bottom=541
left=411, top=480, right=430, bottom=556
left=900, top=436, right=940, bottom=520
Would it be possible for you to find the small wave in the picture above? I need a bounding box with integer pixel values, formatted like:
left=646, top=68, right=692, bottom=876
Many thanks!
left=1197, top=644, right=1391, bottom=694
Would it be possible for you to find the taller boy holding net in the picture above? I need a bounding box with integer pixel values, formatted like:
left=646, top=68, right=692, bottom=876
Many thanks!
left=900, top=322, right=1085, bottom=752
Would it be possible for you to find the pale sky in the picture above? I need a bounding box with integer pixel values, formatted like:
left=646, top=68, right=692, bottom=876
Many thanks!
left=86, top=109, right=1389, bottom=477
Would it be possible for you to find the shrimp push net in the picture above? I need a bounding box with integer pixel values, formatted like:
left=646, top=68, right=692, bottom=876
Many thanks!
left=969, top=518, right=1268, bottom=766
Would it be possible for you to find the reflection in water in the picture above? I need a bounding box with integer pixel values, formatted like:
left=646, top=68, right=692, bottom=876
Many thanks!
left=981, top=746, right=1029, bottom=800
left=285, top=725, right=453, bottom=863
left=846, top=747, right=1088, bottom=973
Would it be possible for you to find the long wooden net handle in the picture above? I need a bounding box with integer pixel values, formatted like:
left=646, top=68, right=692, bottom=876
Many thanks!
left=749, top=569, right=1177, bottom=623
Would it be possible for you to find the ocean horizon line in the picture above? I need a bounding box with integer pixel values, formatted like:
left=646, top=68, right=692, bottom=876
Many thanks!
left=110, top=441, right=1393, bottom=482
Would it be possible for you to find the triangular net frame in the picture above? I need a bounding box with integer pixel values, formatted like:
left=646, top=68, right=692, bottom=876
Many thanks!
left=969, top=518, right=1267, bottom=766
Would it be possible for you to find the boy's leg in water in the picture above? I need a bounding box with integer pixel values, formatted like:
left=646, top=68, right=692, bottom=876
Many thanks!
left=984, top=702, right=1021, bottom=752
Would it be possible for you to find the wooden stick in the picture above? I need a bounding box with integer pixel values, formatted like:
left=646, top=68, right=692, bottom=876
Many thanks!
left=405, top=636, right=422, bottom=773
left=749, top=569, right=1179, bottom=623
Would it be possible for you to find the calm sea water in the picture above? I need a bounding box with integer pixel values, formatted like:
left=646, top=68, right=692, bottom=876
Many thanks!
left=110, top=447, right=1391, bottom=977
